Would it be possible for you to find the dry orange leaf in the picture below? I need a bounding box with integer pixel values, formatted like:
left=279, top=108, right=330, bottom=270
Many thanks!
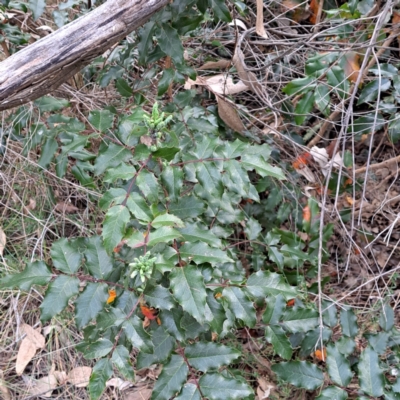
left=343, top=51, right=361, bottom=84
left=214, top=292, right=223, bottom=299
left=309, top=0, right=319, bottom=24
left=292, top=152, right=312, bottom=170
left=286, top=299, right=295, bottom=307
left=345, top=196, right=354, bottom=206
left=140, top=305, right=159, bottom=320
left=302, top=205, right=311, bottom=223
left=107, top=289, right=117, bottom=304
left=314, top=347, right=327, bottom=361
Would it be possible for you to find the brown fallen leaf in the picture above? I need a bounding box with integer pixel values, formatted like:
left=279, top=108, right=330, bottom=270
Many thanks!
left=0, top=370, right=11, bottom=400
left=106, top=377, right=132, bottom=390
left=53, top=370, right=68, bottom=385
left=185, top=74, right=249, bottom=95
left=0, top=227, right=5, bottom=256
left=216, top=96, right=245, bottom=134
left=23, top=198, right=37, bottom=214
left=27, top=374, right=58, bottom=398
left=54, top=201, right=79, bottom=213
left=21, top=323, right=45, bottom=349
left=67, top=366, right=92, bottom=388
left=342, top=51, right=361, bottom=84
left=198, top=60, right=231, bottom=70
left=124, top=387, right=152, bottom=400
left=16, top=338, right=37, bottom=375
left=233, top=49, right=263, bottom=95
left=256, top=0, right=268, bottom=38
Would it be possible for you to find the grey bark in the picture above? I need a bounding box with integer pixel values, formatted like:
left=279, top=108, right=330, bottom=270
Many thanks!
left=0, top=0, right=169, bottom=111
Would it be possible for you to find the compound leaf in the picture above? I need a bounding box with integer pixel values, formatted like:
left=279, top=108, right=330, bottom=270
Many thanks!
left=265, top=325, right=293, bottom=360
left=222, top=286, right=256, bottom=328
left=111, top=345, right=135, bottom=382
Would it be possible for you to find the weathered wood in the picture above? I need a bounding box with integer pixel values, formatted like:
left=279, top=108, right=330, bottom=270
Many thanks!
left=0, top=0, right=169, bottom=111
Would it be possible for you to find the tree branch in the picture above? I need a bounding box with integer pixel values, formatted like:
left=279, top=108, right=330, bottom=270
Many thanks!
left=0, top=0, right=169, bottom=111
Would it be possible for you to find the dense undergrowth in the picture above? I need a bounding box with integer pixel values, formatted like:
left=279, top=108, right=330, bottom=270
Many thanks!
left=1, top=0, right=400, bottom=399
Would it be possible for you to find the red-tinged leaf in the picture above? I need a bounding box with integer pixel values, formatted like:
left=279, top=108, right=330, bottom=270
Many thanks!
left=314, top=348, right=327, bottom=361
left=140, top=305, right=159, bottom=320
left=303, top=206, right=311, bottom=223
left=286, top=299, right=295, bottom=307
left=107, top=289, right=117, bottom=304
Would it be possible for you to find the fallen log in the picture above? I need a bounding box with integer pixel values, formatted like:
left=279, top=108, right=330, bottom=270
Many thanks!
left=0, top=0, right=169, bottom=111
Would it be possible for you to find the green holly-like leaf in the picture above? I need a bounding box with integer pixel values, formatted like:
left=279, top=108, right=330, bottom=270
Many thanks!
left=358, top=346, right=384, bottom=397
left=357, top=78, right=390, bottom=105
left=272, top=361, right=324, bottom=390
left=210, top=0, right=232, bottom=22
left=144, top=285, right=176, bottom=311
left=116, top=78, right=133, bottom=97
left=50, top=238, right=82, bottom=274
left=326, top=66, right=349, bottom=99
left=152, top=213, right=184, bottom=229
left=88, top=109, right=114, bottom=133
left=168, top=195, right=205, bottom=219
left=89, top=358, right=113, bottom=400
left=84, top=338, right=113, bottom=359
left=34, top=96, right=70, bottom=111
left=263, top=294, right=286, bottom=324
left=147, top=227, right=183, bottom=247
left=326, top=343, right=353, bottom=386
left=185, top=342, right=240, bottom=372
left=158, top=24, right=184, bottom=65
left=265, top=325, right=293, bottom=360
left=170, top=265, right=207, bottom=323
left=122, top=315, right=153, bottom=353
left=75, top=283, right=108, bottom=328
left=283, top=76, right=315, bottom=95
left=222, top=286, right=256, bottom=328
left=137, top=326, right=175, bottom=369
left=102, top=205, right=130, bottom=253
left=314, top=84, right=330, bottom=116
left=111, top=345, right=135, bottom=382
left=340, top=307, right=358, bottom=337
left=175, top=383, right=201, bottom=400
left=136, top=169, right=159, bottom=203
left=179, top=223, right=221, bottom=247
left=179, top=242, right=232, bottom=266
left=315, top=386, right=348, bottom=400
left=241, top=154, right=285, bottom=180
left=282, top=308, right=319, bottom=332
left=0, top=261, right=52, bottom=291
left=94, top=143, right=132, bottom=175
left=28, top=0, right=45, bottom=20
left=199, top=373, right=253, bottom=400
left=84, top=236, right=113, bottom=279
left=247, top=270, right=297, bottom=300
left=294, top=91, right=315, bottom=125
left=151, top=355, right=189, bottom=400
left=126, top=192, right=153, bottom=223
left=379, top=303, right=394, bottom=332
left=40, top=275, right=80, bottom=321
left=161, top=166, right=183, bottom=202
left=104, top=164, right=136, bottom=183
